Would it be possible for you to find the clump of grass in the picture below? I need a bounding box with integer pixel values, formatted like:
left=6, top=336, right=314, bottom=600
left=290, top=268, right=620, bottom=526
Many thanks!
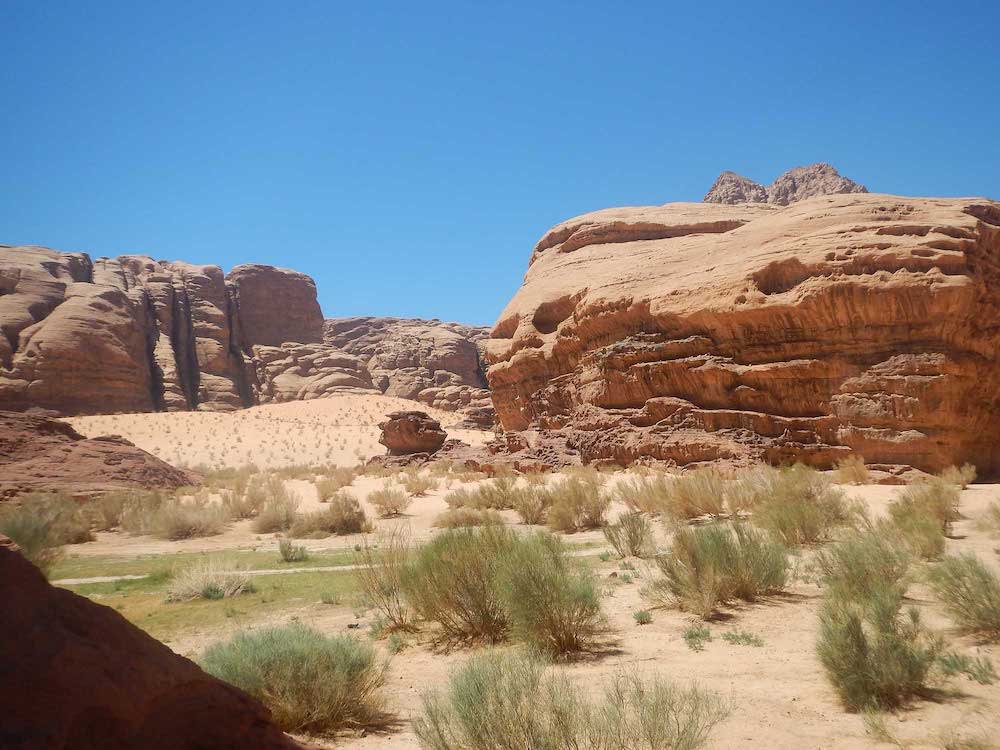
left=512, top=487, right=549, bottom=525
left=278, top=538, right=308, bottom=563
left=251, top=481, right=301, bottom=533
left=980, top=501, right=1000, bottom=536
left=368, top=486, right=411, bottom=517
left=633, top=610, right=652, bottom=625
left=400, top=470, right=438, bottom=497
left=0, top=492, right=93, bottom=575
left=615, top=473, right=674, bottom=515
left=315, top=466, right=359, bottom=498
left=939, top=463, right=977, bottom=489
left=663, top=469, right=728, bottom=519
left=683, top=624, right=713, bottom=652
left=413, top=650, right=728, bottom=750
left=290, top=494, right=371, bottom=538
left=148, top=497, right=228, bottom=540
left=495, top=532, right=607, bottom=657
left=444, top=476, right=529, bottom=511
left=166, top=559, right=255, bottom=602
left=433, top=507, right=503, bottom=528
left=603, top=511, right=654, bottom=558
left=937, top=651, right=997, bottom=684
left=721, top=630, right=764, bottom=647
left=649, top=522, right=788, bottom=619
left=543, top=478, right=609, bottom=532
left=83, top=490, right=133, bottom=530
left=751, top=465, right=853, bottom=545
left=834, top=455, right=870, bottom=485
left=925, top=554, right=1000, bottom=640
left=814, top=529, right=912, bottom=602
left=891, top=478, right=960, bottom=538
left=200, top=623, right=386, bottom=735
left=355, top=530, right=416, bottom=634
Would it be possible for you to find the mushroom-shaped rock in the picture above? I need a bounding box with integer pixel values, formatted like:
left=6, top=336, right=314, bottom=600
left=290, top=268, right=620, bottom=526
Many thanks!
left=378, top=410, right=447, bottom=455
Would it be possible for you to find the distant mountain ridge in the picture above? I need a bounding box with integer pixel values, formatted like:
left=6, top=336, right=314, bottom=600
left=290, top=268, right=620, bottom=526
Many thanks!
left=704, top=162, right=867, bottom=205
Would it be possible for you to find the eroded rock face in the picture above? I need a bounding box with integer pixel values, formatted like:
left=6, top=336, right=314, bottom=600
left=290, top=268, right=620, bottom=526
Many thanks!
left=378, top=410, right=447, bottom=455
left=250, top=342, right=376, bottom=403
left=0, top=536, right=299, bottom=749
left=486, top=194, right=1000, bottom=476
left=0, top=411, right=198, bottom=498
left=704, top=163, right=867, bottom=205
left=229, top=264, right=324, bottom=347
left=324, top=316, right=492, bottom=415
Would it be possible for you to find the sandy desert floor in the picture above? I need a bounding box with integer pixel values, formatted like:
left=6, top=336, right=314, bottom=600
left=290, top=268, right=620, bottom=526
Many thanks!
left=48, top=396, right=1000, bottom=750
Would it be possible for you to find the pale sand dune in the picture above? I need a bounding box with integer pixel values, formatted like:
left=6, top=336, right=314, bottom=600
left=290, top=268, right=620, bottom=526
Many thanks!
left=64, top=394, right=489, bottom=471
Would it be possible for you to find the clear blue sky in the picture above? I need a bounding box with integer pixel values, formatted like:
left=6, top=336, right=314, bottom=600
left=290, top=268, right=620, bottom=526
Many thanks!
left=2, top=1, right=998, bottom=325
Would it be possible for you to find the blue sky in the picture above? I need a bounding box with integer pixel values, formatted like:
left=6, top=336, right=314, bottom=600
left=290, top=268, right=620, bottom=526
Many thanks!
left=2, top=1, right=998, bottom=325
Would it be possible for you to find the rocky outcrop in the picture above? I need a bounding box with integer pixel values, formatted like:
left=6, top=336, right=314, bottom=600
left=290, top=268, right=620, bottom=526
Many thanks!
left=250, top=343, right=376, bottom=403
left=324, top=316, right=492, bottom=414
left=0, top=536, right=299, bottom=749
left=486, top=193, right=1000, bottom=477
left=0, top=411, right=198, bottom=498
left=378, top=410, right=447, bottom=455
left=704, top=163, right=867, bottom=205
left=228, top=264, right=324, bottom=347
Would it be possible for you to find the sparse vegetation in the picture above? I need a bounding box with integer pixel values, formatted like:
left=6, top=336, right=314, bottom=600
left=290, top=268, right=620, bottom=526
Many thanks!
left=633, top=609, right=652, bottom=625
left=886, top=478, right=960, bottom=560
left=315, top=466, right=359, bottom=498
left=925, top=553, right=1000, bottom=640
left=939, top=463, right=977, bottom=489
left=721, top=629, right=764, bottom=647
left=750, top=465, right=854, bottom=545
left=413, top=650, right=728, bottom=750
left=400, top=470, right=438, bottom=496
left=166, top=559, right=255, bottom=602
left=814, top=529, right=912, bottom=602
left=834, top=454, right=870, bottom=485
left=201, top=623, right=386, bottom=734
left=603, top=511, right=654, bottom=558
left=251, top=482, right=301, bottom=533
left=0, top=492, right=93, bottom=575
left=278, top=538, right=308, bottom=563
left=683, top=624, right=713, bottom=652
left=290, top=494, right=370, bottom=537
left=354, top=530, right=416, bottom=634
left=543, top=477, right=609, bottom=532
left=433, top=507, right=503, bottom=528
left=368, top=486, right=412, bottom=517
left=147, top=496, right=228, bottom=540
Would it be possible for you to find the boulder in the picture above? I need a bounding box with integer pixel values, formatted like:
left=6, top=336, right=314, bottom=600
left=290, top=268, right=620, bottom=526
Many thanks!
left=486, top=193, right=1000, bottom=477
left=378, top=410, right=447, bottom=455
left=0, top=411, right=198, bottom=499
left=0, top=535, right=299, bottom=749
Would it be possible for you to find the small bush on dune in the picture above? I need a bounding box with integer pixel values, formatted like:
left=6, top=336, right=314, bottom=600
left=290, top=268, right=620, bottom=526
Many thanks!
left=315, top=466, right=358, bottom=499
left=166, top=559, right=255, bottom=601
left=512, top=487, right=549, bottom=525
left=355, top=530, right=416, bottom=633
left=925, top=553, right=1000, bottom=640
left=885, top=505, right=945, bottom=560
left=751, top=465, right=853, bottom=545
left=368, top=486, right=412, bottom=517
left=980, top=501, right=1000, bottom=536
left=201, top=623, right=386, bottom=735
left=603, top=512, right=654, bottom=558
left=278, top=538, right=308, bottom=563
left=433, top=507, right=503, bottom=529
left=891, top=478, right=960, bottom=537
left=496, top=532, right=607, bottom=657
left=834, top=455, right=870, bottom=485
left=400, top=470, right=438, bottom=497
left=543, top=478, right=609, bottom=532
left=83, top=490, right=132, bottom=531
left=149, top=497, right=228, bottom=540
left=252, top=491, right=301, bottom=534
left=815, top=529, right=912, bottom=602
left=650, top=522, right=788, bottom=619
left=414, top=650, right=728, bottom=750
left=401, top=525, right=515, bottom=643
left=0, top=492, right=92, bottom=575
left=290, top=494, right=370, bottom=538
left=663, top=469, right=728, bottom=519
left=817, top=583, right=943, bottom=711
left=444, top=476, right=529, bottom=511
left=939, top=463, right=977, bottom=489
left=614, top=473, right=674, bottom=515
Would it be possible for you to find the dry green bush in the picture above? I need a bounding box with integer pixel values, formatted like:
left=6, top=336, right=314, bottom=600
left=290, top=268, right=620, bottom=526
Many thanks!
left=368, top=486, right=412, bottom=517
left=617, top=470, right=727, bottom=519
left=603, top=511, right=654, bottom=558
left=201, top=623, right=386, bottom=734
left=814, top=529, right=912, bottom=602
left=834, top=455, right=870, bottom=485
left=614, top=474, right=674, bottom=515
left=649, top=522, right=788, bottom=619
left=925, top=553, right=1000, bottom=640
left=400, top=470, right=438, bottom=497
left=543, top=478, right=609, bottom=533
left=315, top=466, right=359, bottom=498
left=939, top=463, right=977, bottom=489
left=148, top=497, right=228, bottom=540
left=414, top=650, right=728, bottom=750
left=166, top=559, right=255, bottom=601
left=890, top=478, right=960, bottom=537
left=290, top=494, right=371, bottom=537
left=251, top=480, right=301, bottom=533
left=444, top=477, right=529, bottom=511
left=980, top=502, right=1000, bottom=536
left=83, top=490, right=133, bottom=530
left=512, top=488, right=549, bottom=525
left=0, top=492, right=93, bottom=575
left=278, top=538, right=308, bottom=563
left=433, top=507, right=503, bottom=528
left=750, top=465, right=853, bottom=545
left=355, top=530, right=416, bottom=633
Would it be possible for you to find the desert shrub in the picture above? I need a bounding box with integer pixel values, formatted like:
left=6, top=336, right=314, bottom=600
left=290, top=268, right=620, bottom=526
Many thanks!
left=443, top=486, right=476, bottom=509
left=278, top=538, right=308, bottom=563
left=149, top=497, right=228, bottom=540
left=614, top=473, right=673, bottom=515
left=543, top=478, right=609, bottom=532
left=166, top=559, right=255, bottom=601
left=649, top=522, right=788, bottom=619
left=401, top=526, right=515, bottom=643
left=937, top=651, right=997, bottom=684
left=290, top=493, right=370, bottom=537
left=814, top=529, right=912, bottom=602
left=220, top=481, right=266, bottom=521
left=83, top=490, right=133, bottom=530
left=980, top=501, right=1000, bottom=536
left=201, top=623, right=385, bottom=734
left=512, top=487, right=549, bottom=525
left=887, top=505, right=946, bottom=560
left=0, top=492, right=91, bottom=575
left=722, top=630, right=764, bottom=647
left=315, top=466, right=358, bottom=498
left=251, top=480, right=300, bottom=533
left=368, top=486, right=412, bottom=517
left=495, top=532, right=607, bottom=656
left=433, top=507, right=503, bottom=528
left=603, top=512, right=654, bottom=558
left=751, top=465, right=853, bottom=545
left=683, top=624, right=713, bottom=651
left=400, top=470, right=438, bottom=497
left=445, top=476, right=528, bottom=511
left=355, top=530, right=416, bottom=633
left=834, top=455, right=870, bottom=485
left=817, top=583, right=943, bottom=711
left=890, top=478, right=960, bottom=537
left=633, top=610, right=652, bottom=625
left=663, top=469, right=728, bottom=519
left=939, top=463, right=977, bottom=489
left=925, top=554, right=1000, bottom=640
left=414, top=650, right=728, bottom=750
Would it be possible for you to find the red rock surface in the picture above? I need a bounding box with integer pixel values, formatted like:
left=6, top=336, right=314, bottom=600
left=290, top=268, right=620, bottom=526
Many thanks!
left=0, top=411, right=198, bottom=499
left=0, top=535, right=299, bottom=750
left=486, top=193, right=1000, bottom=476
left=704, top=162, right=867, bottom=205
left=228, top=264, right=324, bottom=347
left=378, top=410, right=447, bottom=455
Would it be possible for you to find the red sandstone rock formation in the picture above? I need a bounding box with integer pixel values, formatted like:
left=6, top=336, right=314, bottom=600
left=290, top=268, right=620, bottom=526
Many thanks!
left=0, top=535, right=300, bottom=749
left=378, top=410, right=447, bottom=455
left=0, top=411, right=198, bottom=498
left=486, top=193, right=1000, bottom=477
left=250, top=342, right=377, bottom=402
left=704, top=162, right=867, bottom=205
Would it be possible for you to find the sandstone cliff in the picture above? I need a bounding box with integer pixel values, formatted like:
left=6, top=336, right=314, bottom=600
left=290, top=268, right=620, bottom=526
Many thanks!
left=485, top=194, right=1000, bottom=476
left=704, top=162, right=867, bottom=205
